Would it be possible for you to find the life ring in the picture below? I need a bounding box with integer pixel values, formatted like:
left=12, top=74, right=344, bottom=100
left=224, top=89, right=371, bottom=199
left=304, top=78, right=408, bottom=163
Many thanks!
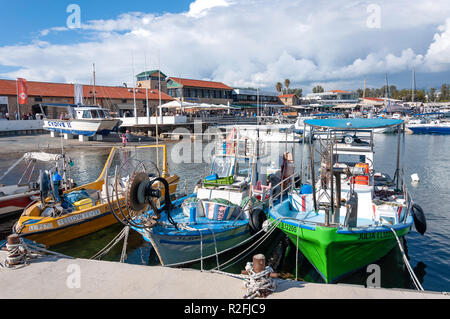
left=411, top=203, right=426, bottom=235
left=249, top=208, right=266, bottom=235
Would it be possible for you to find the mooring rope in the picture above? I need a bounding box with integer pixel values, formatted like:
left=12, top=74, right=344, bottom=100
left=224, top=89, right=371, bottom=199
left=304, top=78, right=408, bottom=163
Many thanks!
left=386, top=226, right=424, bottom=291
left=211, top=263, right=276, bottom=299
left=91, top=226, right=130, bottom=261
left=2, top=238, right=72, bottom=269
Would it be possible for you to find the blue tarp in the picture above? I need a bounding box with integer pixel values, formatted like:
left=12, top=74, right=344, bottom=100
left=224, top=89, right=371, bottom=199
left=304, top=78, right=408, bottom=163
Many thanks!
left=304, top=118, right=403, bottom=129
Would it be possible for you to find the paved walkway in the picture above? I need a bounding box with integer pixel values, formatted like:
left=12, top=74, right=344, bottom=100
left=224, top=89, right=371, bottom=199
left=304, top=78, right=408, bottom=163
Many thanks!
left=0, top=252, right=447, bottom=299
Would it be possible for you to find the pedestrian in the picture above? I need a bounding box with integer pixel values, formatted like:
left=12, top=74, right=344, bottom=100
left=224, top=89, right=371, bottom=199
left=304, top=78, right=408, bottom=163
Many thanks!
left=121, top=133, right=127, bottom=147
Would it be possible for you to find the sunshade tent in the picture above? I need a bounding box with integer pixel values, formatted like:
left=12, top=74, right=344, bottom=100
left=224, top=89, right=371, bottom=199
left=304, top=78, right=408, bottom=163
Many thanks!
left=304, top=118, right=403, bottom=129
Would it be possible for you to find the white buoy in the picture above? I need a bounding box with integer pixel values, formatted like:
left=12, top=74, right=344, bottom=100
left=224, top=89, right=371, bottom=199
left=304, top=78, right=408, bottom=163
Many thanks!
left=411, top=173, right=420, bottom=182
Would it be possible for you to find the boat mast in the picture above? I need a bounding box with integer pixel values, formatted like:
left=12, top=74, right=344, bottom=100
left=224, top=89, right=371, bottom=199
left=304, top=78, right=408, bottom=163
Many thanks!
left=93, top=63, right=97, bottom=106
left=132, top=54, right=137, bottom=125
left=412, top=67, right=416, bottom=108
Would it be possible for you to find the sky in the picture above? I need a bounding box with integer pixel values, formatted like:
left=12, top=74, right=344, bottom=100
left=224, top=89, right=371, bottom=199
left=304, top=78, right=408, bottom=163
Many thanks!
left=0, top=0, right=449, bottom=94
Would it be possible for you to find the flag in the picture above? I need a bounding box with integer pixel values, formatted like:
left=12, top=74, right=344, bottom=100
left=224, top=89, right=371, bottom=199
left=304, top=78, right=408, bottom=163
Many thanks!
left=74, top=84, right=83, bottom=105
left=17, top=78, right=28, bottom=105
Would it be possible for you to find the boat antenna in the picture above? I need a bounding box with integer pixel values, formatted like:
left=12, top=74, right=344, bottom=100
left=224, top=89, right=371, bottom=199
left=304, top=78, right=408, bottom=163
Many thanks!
left=93, top=63, right=97, bottom=106
left=132, top=53, right=137, bottom=125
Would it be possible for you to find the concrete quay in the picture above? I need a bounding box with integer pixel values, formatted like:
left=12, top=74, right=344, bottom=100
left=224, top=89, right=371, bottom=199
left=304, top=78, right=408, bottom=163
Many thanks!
left=0, top=251, right=447, bottom=299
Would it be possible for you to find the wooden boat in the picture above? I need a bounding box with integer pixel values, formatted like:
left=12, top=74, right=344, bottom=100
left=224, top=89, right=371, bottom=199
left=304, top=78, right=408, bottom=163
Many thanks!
left=269, top=119, right=426, bottom=283
left=13, top=145, right=179, bottom=246
left=107, top=128, right=294, bottom=266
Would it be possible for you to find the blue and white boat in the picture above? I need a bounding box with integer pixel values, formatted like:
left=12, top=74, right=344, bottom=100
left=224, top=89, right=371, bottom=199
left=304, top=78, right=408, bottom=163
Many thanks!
left=109, top=128, right=294, bottom=266
left=407, top=116, right=450, bottom=135
left=42, top=104, right=121, bottom=137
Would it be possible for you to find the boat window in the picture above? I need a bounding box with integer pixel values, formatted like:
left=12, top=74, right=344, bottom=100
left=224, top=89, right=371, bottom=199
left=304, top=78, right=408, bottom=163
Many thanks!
left=334, top=154, right=366, bottom=167
left=103, top=110, right=111, bottom=118
left=97, top=110, right=106, bottom=118
left=211, top=157, right=235, bottom=178
left=236, top=161, right=251, bottom=178
left=91, top=110, right=99, bottom=119
left=82, top=111, right=92, bottom=119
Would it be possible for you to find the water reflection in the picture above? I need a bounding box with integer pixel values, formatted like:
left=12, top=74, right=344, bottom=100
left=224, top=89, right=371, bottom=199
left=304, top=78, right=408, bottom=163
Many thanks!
left=0, top=134, right=449, bottom=292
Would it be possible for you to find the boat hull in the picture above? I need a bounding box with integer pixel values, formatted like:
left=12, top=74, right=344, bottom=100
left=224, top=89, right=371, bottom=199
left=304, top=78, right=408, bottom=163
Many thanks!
left=0, top=194, right=35, bottom=219
left=141, top=223, right=251, bottom=266
left=43, top=119, right=120, bottom=137
left=407, top=124, right=450, bottom=135
left=16, top=177, right=179, bottom=246
left=272, top=215, right=413, bottom=283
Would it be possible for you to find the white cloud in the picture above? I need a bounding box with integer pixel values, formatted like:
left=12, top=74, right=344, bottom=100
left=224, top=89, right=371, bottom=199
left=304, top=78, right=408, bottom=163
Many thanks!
left=1, top=0, right=450, bottom=92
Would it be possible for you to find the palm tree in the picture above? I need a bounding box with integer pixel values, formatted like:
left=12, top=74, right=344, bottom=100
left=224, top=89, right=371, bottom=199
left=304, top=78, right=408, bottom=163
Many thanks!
left=276, top=82, right=283, bottom=94
left=284, top=79, right=290, bottom=94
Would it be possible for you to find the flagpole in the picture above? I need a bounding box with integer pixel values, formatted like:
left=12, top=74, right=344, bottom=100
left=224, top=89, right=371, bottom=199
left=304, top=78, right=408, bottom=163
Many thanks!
left=15, top=79, right=21, bottom=120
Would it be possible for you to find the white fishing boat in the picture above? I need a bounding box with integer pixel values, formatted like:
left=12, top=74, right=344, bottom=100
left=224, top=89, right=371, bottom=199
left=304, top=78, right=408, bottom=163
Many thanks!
left=219, top=123, right=301, bottom=143
left=41, top=104, right=121, bottom=137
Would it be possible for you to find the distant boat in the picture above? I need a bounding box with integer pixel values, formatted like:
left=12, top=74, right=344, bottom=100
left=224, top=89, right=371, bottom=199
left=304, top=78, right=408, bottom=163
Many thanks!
left=407, top=119, right=450, bottom=134
left=41, top=104, right=121, bottom=137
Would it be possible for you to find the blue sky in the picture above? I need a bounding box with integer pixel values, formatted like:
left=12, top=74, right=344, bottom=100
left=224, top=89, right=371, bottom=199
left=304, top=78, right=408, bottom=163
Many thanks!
left=0, top=0, right=449, bottom=93
left=0, top=1, right=192, bottom=45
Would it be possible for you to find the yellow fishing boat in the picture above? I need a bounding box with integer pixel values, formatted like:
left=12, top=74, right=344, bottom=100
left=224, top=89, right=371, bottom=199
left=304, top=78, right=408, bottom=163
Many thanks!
left=13, top=145, right=179, bottom=247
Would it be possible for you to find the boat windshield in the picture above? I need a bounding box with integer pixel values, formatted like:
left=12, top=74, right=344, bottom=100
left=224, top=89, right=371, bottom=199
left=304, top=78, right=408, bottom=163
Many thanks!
left=82, top=109, right=110, bottom=119
left=334, top=154, right=366, bottom=167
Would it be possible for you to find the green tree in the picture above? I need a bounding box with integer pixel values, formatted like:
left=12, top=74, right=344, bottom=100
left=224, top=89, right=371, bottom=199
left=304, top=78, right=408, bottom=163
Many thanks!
left=284, top=79, right=291, bottom=93
left=312, top=85, right=324, bottom=93
left=276, top=82, right=283, bottom=94
left=441, top=84, right=448, bottom=101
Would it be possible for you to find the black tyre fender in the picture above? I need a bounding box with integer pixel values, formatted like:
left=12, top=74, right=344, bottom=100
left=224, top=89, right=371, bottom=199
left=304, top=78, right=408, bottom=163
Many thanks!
left=411, top=203, right=426, bottom=235
left=249, top=208, right=267, bottom=235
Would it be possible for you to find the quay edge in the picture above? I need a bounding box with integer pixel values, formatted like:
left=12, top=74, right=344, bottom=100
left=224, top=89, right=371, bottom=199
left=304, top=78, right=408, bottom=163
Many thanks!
left=0, top=251, right=447, bottom=299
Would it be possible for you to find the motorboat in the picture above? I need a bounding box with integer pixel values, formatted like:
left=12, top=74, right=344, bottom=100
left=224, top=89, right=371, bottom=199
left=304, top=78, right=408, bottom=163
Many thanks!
left=41, top=103, right=122, bottom=137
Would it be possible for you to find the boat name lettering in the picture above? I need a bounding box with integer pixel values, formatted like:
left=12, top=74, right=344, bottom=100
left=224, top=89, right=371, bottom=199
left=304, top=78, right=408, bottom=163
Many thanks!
left=358, top=231, right=394, bottom=240
left=279, top=222, right=298, bottom=233
left=56, top=209, right=102, bottom=227
left=28, top=222, right=53, bottom=232
left=47, top=121, right=72, bottom=129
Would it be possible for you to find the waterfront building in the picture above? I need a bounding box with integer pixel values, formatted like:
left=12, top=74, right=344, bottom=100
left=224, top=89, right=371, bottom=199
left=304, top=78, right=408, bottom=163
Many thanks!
left=166, top=77, right=233, bottom=105
left=305, top=90, right=359, bottom=104
left=278, top=93, right=301, bottom=107
left=0, top=79, right=173, bottom=120
left=136, top=70, right=168, bottom=93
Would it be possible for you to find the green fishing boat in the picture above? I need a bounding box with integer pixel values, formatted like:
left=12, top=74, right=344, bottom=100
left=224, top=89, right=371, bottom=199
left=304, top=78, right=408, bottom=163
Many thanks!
left=269, top=118, right=426, bottom=283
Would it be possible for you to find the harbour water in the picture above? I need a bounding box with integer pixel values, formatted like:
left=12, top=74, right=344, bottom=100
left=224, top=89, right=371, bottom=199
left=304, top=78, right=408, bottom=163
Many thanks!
left=0, top=134, right=448, bottom=292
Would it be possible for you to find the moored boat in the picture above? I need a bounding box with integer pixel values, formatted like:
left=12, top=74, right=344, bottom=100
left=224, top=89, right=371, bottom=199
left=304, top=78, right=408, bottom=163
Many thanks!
left=106, top=128, right=295, bottom=266
left=269, top=118, right=426, bottom=283
left=13, top=145, right=179, bottom=246
left=41, top=103, right=121, bottom=137
left=0, top=152, right=72, bottom=220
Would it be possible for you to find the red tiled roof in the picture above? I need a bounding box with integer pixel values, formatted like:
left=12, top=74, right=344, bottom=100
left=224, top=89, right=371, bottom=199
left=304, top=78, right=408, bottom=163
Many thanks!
left=0, top=79, right=173, bottom=101
left=278, top=94, right=295, bottom=98
left=168, top=77, right=233, bottom=90
left=330, top=90, right=350, bottom=93
left=364, top=97, right=384, bottom=102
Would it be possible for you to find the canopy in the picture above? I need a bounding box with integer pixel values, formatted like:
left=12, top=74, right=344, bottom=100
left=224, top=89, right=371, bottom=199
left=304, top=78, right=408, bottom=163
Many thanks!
left=304, top=118, right=403, bottom=129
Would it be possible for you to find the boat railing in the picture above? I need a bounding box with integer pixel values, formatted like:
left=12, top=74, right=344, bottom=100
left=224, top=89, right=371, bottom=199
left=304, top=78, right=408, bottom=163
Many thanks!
left=267, top=171, right=301, bottom=210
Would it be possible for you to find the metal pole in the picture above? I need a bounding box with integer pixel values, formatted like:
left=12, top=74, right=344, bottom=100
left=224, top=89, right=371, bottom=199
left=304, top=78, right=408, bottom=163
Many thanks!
left=395, top=125, right=401, bottom=190
left=310, top=129, right=317, bottom=212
